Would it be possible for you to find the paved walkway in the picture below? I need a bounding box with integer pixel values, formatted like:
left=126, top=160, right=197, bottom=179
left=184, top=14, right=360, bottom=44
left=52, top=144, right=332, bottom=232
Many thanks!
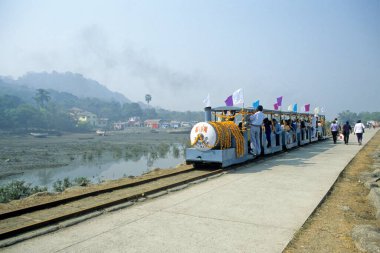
left=3, top=129, right=378, bottom=253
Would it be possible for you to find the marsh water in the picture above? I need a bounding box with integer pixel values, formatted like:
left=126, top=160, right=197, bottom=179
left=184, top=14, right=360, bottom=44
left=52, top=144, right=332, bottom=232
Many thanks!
left=0, top=145, right=184, bottom=190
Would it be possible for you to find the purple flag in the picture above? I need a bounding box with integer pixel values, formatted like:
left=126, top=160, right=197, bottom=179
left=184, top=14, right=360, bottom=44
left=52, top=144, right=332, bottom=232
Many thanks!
left=305, top=104, right=310, bottom=112
left=276, top=96, right=283, bottom=106
left=225, top=95, right=233, bottom=106
left=274, top=103, right=279, bottom=110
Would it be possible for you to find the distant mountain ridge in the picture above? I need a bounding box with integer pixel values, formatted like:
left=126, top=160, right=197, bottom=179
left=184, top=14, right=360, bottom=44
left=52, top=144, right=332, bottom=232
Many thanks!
left=3, top=71, right=130, bottom=104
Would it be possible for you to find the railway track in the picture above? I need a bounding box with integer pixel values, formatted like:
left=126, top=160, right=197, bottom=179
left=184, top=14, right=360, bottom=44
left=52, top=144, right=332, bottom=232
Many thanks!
left=0, top=167, right=224, bottom=240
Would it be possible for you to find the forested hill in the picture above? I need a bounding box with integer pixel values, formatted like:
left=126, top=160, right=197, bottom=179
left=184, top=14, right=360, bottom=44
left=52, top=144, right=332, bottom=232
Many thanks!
left=0, top=73, right=204, bottom=132
left=1, top=71, right=130, bottom=104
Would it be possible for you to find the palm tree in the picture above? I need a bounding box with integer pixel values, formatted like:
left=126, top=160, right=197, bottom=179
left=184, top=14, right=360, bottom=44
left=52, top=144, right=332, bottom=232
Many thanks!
left=34, top=89, right=51, bottom=108
left=145, top=94, right=152, bottom=105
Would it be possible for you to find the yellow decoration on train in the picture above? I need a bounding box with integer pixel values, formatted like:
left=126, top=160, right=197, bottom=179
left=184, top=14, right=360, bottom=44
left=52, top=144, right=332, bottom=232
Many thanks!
left=221, top=121, right=244, bottom=158
left=190, top=121, right=244, bottom=158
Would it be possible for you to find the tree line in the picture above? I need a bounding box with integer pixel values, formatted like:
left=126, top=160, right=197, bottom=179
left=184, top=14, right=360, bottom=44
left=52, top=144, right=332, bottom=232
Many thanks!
left=338, top=110, right=380, bottom=125
left=0, top=89, right=203, bottom=132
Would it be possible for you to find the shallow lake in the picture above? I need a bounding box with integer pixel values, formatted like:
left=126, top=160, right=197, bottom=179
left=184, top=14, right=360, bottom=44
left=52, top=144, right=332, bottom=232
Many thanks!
left=0, top=145, right=185, bottom=190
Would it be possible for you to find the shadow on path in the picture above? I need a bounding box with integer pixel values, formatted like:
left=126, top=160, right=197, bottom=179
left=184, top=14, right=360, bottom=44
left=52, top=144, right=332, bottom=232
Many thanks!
left=233, top=140, right=344, bottom=175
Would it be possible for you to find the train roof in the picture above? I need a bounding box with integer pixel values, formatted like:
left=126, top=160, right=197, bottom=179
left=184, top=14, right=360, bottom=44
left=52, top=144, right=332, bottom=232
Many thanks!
left=211, top=106, right=243, bottom=111
left=210, top=106, right=324, bottom=117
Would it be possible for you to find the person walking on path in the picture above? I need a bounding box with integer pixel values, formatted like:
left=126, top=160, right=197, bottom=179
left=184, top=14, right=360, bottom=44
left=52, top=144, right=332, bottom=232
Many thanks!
left=249, top=105, right=265, bottom=155
left=354, top=120, right=366, bottom=145
left=330, top=120, right=339, bottom=144
left=342, top=121, right=352, bottom=144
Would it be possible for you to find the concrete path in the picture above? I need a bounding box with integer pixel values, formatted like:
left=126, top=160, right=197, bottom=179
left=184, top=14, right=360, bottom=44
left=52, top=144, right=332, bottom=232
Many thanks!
left=2, top=129, right=378, bottom=253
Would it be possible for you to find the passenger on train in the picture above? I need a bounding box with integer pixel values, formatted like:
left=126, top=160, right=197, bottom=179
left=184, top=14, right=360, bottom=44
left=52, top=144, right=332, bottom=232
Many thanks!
left=320, top=117, right=326, bottom=137
left=311, top=116, right=317, bottom=138
left=300, top=119, right=306, bottom=140
left=316, top=117, right=322, bottom=138
left=305, top=118, right=310, bottom=139
left=291, top=120, right=296, bottom=130
left=272, top=118, right=282, bottom=146
left=283, top=120, right=292, bottom=144
left=249, top=105, right=265, bottom=155
left=228, top=110, right=236, bottom=121
left=291, top=120, right=297, bottom=142
left=221, top=110, right=228, bottom=122
left=263, top=118, right=272, bottom=148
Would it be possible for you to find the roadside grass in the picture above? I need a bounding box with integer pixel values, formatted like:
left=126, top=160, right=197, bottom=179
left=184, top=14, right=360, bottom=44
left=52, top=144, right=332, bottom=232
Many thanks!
left=52, top=177, right=91, bottom=192
left=0, top=176, right=93, bottom=202
left=0, top=181, right=47, bottom=203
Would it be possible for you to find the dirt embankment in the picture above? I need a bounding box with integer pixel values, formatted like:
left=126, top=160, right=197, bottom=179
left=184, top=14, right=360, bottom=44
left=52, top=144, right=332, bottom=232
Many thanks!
left=284, top=131, right=380, bottom=253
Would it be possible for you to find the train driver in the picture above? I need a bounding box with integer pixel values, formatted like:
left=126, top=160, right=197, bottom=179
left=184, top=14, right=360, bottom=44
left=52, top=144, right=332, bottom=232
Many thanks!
left=249, top=105, right=264, bottom=155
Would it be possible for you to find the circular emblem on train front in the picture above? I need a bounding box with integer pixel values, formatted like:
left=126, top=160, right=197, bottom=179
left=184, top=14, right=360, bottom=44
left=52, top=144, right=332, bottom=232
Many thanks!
left=190, top=122, right=217, bottom=151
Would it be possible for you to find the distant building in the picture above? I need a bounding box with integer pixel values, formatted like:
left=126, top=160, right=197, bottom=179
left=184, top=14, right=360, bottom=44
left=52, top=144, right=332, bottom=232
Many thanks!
left=170, top=121, right=180, bottom=128
left=96, top=118, right=109, bottom=128
left=69, top=108, right=98, bottom=127
left=181, top=121, right=191, bottom=127
left=69, top=107, right=107, bottom=128
left=113, top=122, right=127, bottom=130
left=128, top=117, right=142, bottom=127
left=161, top=122, right=170, bottom=128
left=144, top=119, right=163, bottom=129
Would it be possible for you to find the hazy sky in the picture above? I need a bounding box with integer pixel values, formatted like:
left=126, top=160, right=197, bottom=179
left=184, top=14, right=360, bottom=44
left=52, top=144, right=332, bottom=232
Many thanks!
left=0, top=0, right=379, bottom=118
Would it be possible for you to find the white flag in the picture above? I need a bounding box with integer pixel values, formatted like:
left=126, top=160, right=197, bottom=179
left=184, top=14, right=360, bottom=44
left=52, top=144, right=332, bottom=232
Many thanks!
left=203, top=94, right=211, bottom=107
left=232, top=88, right=244, bottom=106
left=287, top=104, right=293, bottom=111
left=314, top=107, right=320, bottom=115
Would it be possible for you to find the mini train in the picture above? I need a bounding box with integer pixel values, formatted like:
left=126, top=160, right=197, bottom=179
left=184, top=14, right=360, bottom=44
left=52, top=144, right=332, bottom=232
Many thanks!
left=186, top=106, right=329, bottom=167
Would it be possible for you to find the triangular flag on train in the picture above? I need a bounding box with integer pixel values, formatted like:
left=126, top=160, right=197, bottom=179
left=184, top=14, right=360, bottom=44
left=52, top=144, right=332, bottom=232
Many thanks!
left=225, top=95, right=233, bottom=106
left=252, top=100, right=260, bottom=109
left=232, top=88, right=244, bottom=106
left=203, top=94, right=211, bottom=107
left=276, top=96, right=283, bottom=106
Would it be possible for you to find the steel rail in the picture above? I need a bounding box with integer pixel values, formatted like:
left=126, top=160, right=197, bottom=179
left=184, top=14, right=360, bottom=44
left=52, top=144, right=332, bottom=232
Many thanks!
left=0, top=167, right=196, bottom=220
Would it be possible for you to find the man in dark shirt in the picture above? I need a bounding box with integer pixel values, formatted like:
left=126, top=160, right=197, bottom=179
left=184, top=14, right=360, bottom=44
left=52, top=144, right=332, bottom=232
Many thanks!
left=342, top=121, right=352, bottom=144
